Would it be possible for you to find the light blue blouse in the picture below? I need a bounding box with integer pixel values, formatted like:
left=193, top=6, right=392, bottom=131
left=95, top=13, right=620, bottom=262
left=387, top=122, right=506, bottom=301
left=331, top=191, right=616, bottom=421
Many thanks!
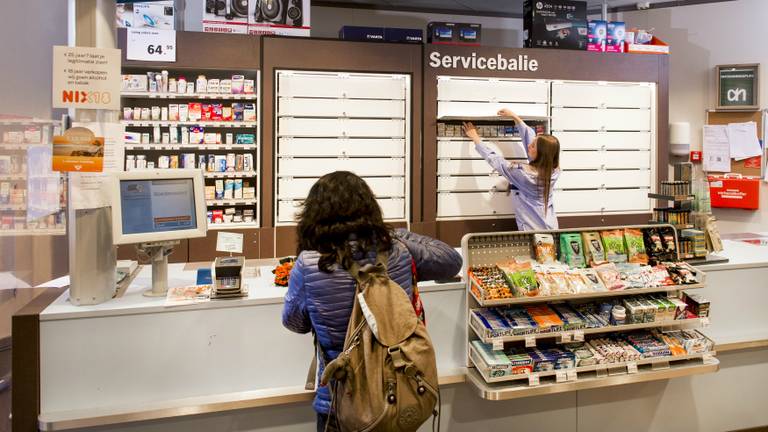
left=474, top=122, right=560, bottom=231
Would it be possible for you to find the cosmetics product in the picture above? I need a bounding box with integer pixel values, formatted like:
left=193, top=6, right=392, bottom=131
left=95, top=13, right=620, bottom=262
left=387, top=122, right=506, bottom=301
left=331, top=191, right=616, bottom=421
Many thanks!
left=133, top=106, right=142, bottom=120
left=168, top=78, right=177, bottom=93
left=149, top=77, right=158, bottom=93
left=243, top=79, right=255, bottom=94
left=161, top=70, right=169, bottom=92
left=186, top=82, right=195, bottom=95
left=141, top=107, right=151, bottom=120
left=207, top=79, right=220, bottom=94
left=188, top=103, right=202, bottom=121
left=169, top=126, right=178, bottom=144
left=207, top=154, right=216, bottom=172
left=234, top=179, right=243, bottom=199
left=169, top=155, right=179, bottom=169
left=125, top=155, right=136, bottom=171
left=215, top=180, right=224, bottom=200
left=161, top=107, right=169, bottom=121
left=122, top=74, right=148, bottom=92
left=196, top=75, right=208, bottom=93
left=169, top=104, right=179, bottom=121
left=231, top=75, right=245, bottom=94
left=226, top=153, right=236, bottom=171
left=150, top=106, right=160, bottom=121
left=123, top=107, right=133, bottom=121
left=177, top=77, right=187, bottom=94
left=225, top=133, right=234, bottom=145
left=179, top=104, right=189, bottom=122
left=204, top=132, right=218, bottom=144
left=219, top=79, right=232, bottom=94
left=180, top=127, right=189, bottom=144
left=224, top=179, right=234, bottom=199
left=205, top=186, right=215, bottom=201
left=155, top=74, right=163, bottom=94
left=182, top=153, right=196, bottom=169
left=216, top=133, right=222, bottom=144
left=153, top=126, right=161, bottom=143
left=161, top=132, right=170, bottom=144
left=124, top=132, right=141, bottom=143
left=243, top=103, right=256, bottom=122
left=136, top=155, right=147, bottom=169
left=215, top=155, right=227, bottom=172
left=141, top=133, right=150, bottom=144
left=158, top=155, right=170, bottom=169
left=222, top=106, right=233, bottom=121
left=243, top=154, right=253, bottom=172
left=198, top=155, right=207, bottom=170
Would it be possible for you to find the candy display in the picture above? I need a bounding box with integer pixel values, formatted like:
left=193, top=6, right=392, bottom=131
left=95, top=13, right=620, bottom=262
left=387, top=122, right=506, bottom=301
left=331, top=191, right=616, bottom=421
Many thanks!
left=601, top=230, right=628, bottom=263
left=593, top=262, right=625, bottom=291
left=470, top=265, right=513, bottom=300
left=499, top=261, right=540, bottom=297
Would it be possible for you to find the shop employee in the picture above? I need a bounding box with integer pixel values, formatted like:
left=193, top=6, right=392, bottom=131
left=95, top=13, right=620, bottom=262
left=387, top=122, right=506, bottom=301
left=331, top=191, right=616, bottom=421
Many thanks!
left=463, top=109, right=561, bottom=231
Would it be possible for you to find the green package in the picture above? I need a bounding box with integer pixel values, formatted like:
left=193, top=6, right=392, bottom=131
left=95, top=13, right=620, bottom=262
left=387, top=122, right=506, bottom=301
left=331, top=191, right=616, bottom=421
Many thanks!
left=600, top=230, right=628, bottom=263
left=559, top=233, right=585, bottom=268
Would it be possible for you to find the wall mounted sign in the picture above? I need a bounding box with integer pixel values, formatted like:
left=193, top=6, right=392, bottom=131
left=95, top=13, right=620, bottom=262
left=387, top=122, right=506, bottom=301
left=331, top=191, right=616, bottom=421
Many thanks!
left=428, top=51, right=539, bottom=72
left=716, top=63, right=760, bottom=110
left=52, top=46, right=121, bottom=110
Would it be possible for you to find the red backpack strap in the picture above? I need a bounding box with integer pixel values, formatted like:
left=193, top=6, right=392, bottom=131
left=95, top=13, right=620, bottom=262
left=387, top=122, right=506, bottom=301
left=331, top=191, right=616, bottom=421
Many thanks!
left=410, top=258, right=426, bottom=324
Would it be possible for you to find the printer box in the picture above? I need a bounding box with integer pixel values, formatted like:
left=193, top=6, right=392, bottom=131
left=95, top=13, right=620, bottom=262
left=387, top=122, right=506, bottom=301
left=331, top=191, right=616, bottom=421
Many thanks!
left=606, top=21, right=626, bottom=53
left=587, top=20, right=607, bottom=52
left=339, top=26, right=385, bottom=42
left=427, top=22, right=482, bottom=46
left=524, top=0, right=587, bottom=50
left=384, top=27, right=424, bottom=44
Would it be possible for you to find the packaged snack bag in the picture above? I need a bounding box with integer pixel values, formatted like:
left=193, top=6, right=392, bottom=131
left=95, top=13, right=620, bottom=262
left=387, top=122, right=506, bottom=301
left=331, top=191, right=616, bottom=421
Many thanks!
left=582, top=232, right=607, bottom=265
left=560, top=233, right=586, bottom=268
left=601, top=230, right=628, bottom=263
left=534, top=234, right=556, bottom=264
left=594, top=262, right=626, bottom=291
left=500, top=261, right=540, bottom=297
left=579, top=268, right=607, bottom=292
left=624, top=228, right=649, bottom=264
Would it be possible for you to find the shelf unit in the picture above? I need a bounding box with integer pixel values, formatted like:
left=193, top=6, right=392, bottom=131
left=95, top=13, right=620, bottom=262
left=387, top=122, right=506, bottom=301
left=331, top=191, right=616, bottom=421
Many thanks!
left=274, top=70, right=411, bottom=225
left=120, top=68, right=261, bottom=229
left=434, top=77, right=657, bottom=220
left=0, top=118, right=66, bottom=235
left=461, top=225, right=717, bottom=400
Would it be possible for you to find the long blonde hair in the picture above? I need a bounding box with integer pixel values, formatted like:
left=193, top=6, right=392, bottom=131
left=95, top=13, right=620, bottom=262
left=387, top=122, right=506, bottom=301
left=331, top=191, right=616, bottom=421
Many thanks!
left=529, top=135, right=560, bottom=213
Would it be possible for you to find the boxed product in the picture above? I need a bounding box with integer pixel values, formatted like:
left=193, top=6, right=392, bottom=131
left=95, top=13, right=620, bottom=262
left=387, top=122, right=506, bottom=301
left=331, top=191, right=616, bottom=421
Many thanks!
left=234, top=179, right=243, bottom=199
left=339, top=26, right=385, bottom=42
left=236, top=133, right=255, bottom=145
left=587, top=20, right=607, bottom=52
left=524, top=0, right=587, bottom=50
left=247, top=0, right=310, bottom=37
left=606, top=21, right=626, bottom=53
left=224, top=179, right=234, bottom=199
left=505, top=349, right=534, bottom=375
left=243, top=103, right=256, bottom=122
left=525, top=305, right=563, bottom=333
left=427, top=22, right=482, bottom=46
left=682, top=292, right=710, bottom=317
left=384, top=28, right=424, bottom=44
left=471, top=340, right=513, bottom=377
left=212, top=210, right=224, bottom=224
left=188, top=103, right=202, bottom=122
left=122, top=74, right=148, bottom=92
left=471, top=309, right=513, bottom=339
left=204, top=186, right=215, bottom=201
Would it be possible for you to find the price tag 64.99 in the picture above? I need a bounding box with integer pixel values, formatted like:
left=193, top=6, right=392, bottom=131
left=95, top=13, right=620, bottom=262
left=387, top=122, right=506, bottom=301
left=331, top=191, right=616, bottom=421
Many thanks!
left=127, top=28, right=177, bottom=62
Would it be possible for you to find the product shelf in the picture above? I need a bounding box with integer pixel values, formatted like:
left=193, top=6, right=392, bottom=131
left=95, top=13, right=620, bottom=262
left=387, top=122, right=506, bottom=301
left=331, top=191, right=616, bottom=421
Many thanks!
left=206, top=199, right=257, bottom=207
left=469, top=343, right=715, bottom=384
left=438, top=115, right=551, bottom=122
left=0, top=228, right=66, bottom=237
left=648, top=193, right=694, bottom=202
left=124, top=144, right=257, bottom=151
left=469, top=278, right=706, bottom=307
left=121, top=121, right=257, bottom=128
left=0, top=174, right=27, bottom=181
left=121, top=92, right=257, bottom=100
left=437, top=136, right=522, bottom=142
left=0, top=119, right=60, bottom=126
left=0, top=143, right=44, bottom=151
left=466, top=355, right=718, bottom=400
left=469, top=312, right=707, bottom=344
left=207, top=222, right=259, bottom=230
left=203, top=171, right=257, bottom=179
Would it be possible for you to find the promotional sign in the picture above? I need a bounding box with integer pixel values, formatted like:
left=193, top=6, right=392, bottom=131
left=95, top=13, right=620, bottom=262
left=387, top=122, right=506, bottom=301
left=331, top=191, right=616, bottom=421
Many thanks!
left=127, top=28, right=177, bottom=62
left=52, top=46, right=121, bottom=110
left=52, top=127, right=105, bottom=173
left=216, top=231, right=244, bottom=254
left=202, top=0, right=310, bottom=36
left=717, top=64, right=760, bottom=110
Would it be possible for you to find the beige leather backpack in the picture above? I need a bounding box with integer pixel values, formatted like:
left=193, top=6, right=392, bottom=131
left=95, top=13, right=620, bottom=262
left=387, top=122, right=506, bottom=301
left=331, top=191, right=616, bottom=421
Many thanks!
left=320, top=253, right=440, bottom=432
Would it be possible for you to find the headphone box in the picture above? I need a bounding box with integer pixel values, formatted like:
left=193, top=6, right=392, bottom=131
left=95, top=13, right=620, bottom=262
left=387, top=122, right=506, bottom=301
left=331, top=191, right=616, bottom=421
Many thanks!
left=524, top=0, right=587, bottom=50
left=339, top=26, right=386, bottom=42
left=384, top=28, right=424, bottom=44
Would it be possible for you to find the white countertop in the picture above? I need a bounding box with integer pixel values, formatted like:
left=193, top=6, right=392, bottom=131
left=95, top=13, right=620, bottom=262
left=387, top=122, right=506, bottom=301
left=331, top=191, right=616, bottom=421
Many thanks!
left=699, top=239, right=768, bottom=271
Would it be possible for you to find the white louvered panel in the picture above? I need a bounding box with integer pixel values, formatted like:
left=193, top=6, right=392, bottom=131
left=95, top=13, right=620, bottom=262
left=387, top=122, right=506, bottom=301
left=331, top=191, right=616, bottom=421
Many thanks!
left=560, top=150, right=651, bottom=170
left=438, top=78, right=549, bottom=103
left=603, top=188, right=652, bottom=212
left=558, top=170, right=652, bottom=189
left=554, top=190, right=605, bottom=214
left=438, top=159, right=525, bottom=176
left=278, top=177, right=405, bottom=199
left=279, top=138, right=405, bottom=157
left=437, top=139, right=527, bottom=159
left=278, top=157, right=405, bottom=177
left=437, top=192, right=516, bottom=218
left=438, top=175, right=509, bottom=192
left=556, top=131, right=652, bottom=150
left=437, top=101, right=548, bottom=119
left=278, top=73, right=406, bottom=99
left=278, top=198, right=404, bottom=223
left=552, top=108, right=651, bottom=131
left=278, top=97, right=405, bottom=118
left=552, top=82, right=652, bottom=108
left=278, top=118, right=405, bottom=138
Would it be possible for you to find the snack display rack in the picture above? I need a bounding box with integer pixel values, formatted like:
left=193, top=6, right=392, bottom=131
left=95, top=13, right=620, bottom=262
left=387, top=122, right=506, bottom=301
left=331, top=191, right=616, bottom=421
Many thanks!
left=461, top=224, right=719, bottom=400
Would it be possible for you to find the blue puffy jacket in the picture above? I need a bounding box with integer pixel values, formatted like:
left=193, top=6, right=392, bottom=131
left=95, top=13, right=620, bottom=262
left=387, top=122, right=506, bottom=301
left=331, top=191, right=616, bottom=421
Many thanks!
left=282, top=229, right=462, bottom=414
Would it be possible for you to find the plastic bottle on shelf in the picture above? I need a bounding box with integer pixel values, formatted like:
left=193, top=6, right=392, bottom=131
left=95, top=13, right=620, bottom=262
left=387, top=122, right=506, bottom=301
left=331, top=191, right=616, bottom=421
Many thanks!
left=177, top=77, right=187, bottom=94
left=611, top=305, right=626, bottom=325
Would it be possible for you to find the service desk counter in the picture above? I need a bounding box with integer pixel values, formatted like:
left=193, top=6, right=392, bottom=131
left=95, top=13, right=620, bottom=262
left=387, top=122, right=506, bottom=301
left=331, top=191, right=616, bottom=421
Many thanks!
left=31, top=241, right=768, bottom=432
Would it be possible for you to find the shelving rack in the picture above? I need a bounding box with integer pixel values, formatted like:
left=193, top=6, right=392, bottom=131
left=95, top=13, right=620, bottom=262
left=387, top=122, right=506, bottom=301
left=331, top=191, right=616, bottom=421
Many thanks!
left=0, top=118, right=66, bottom=236
left=120, top=69, right=261, bottom=230
left=461, top=224, right=718, bottom=400
left=273, top=70, right=411, bottom=225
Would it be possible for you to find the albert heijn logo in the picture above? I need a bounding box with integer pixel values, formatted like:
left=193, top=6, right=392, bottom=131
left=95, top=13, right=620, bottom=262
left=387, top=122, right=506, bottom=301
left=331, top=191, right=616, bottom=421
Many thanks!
left=62, top=90, right=89, bottom=104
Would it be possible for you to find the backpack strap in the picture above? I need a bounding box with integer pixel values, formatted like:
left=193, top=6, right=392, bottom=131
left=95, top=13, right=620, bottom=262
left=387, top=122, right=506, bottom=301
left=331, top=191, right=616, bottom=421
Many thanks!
left=347, top=251, right=389, bottom=284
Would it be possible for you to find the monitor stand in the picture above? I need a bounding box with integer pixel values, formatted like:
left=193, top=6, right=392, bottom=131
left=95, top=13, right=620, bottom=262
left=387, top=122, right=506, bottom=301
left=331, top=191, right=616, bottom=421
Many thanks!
left=137, top=240, right=180, bottom=297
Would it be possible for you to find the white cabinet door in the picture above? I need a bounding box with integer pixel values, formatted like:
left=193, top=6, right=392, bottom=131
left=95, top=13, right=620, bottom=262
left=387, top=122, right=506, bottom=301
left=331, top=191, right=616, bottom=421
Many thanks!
left=552, top=108, right=651, bottom=131
left=558, top=170, right=652, bottom=189
left=278, top=118, right=405, bottom=138
left=556, top=131, right=652, bottom=150
left=437, top=139, right=527, bottom=159
left=278, top=177, right=405, bottom=199
left=279, top=73, right=406, bottom=99
left=278, top=157, right=406, bottom=177
left=605, top=150, right=651, bottom=169
left=437, top=101, right=548, bottom=119
left=554, top=190, right=605, bottom=214
left=552, top=82, right=652, bottom=108
left=438, top=78, right=549, bottom=103
left=438, top=175, right=509, bottom=192
left=603, top=188, right=651, bottom=212
left=278, top=198, right=404, bottom=223
left=560, top=150, right=651, bottom=170
left=277, top=200, right=303, bottom=223
left=278, top=98, right=405, bottom=118
left=437, top=192, right=516, bottom=218
left=279, top=138, right=405, bottom=157
left=438, top=159, right=523, bottom=176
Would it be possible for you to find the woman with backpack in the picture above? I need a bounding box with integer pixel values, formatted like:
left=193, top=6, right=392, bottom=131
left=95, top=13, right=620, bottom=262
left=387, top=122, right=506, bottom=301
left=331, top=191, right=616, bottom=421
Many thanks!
left=282, top=171, right=462, bottom=431
left=463, top=108, right=561, bottom=231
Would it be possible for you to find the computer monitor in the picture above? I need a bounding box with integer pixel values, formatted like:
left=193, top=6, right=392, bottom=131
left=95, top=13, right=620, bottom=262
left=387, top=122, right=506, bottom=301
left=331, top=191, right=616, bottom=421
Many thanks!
left=110, top=169, right=208, bottom=297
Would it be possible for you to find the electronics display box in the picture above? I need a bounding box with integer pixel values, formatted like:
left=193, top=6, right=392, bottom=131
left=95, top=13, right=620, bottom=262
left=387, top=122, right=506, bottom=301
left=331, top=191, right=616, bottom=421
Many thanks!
left=427, top=22, right=482, bottom=46
left=203, top=0, right=310, bottom=36
left=339, top=26, right=423, bottom=44
left=524, top=0, right=587, bottom=50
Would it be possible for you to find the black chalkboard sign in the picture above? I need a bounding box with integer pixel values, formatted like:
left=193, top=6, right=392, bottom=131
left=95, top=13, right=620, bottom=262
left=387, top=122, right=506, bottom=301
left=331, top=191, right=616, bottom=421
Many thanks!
left=717, top=64, right=760, bottom=110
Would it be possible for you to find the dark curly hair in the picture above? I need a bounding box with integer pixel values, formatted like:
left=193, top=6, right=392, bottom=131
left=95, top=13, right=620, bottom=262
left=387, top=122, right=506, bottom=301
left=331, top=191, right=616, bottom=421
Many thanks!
left=296, top=171, right=392, bottom=273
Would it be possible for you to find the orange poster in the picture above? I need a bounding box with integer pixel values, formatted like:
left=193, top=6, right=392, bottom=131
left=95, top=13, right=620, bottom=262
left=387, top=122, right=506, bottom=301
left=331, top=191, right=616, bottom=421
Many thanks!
left=52, top=127, right=104, bottom=172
